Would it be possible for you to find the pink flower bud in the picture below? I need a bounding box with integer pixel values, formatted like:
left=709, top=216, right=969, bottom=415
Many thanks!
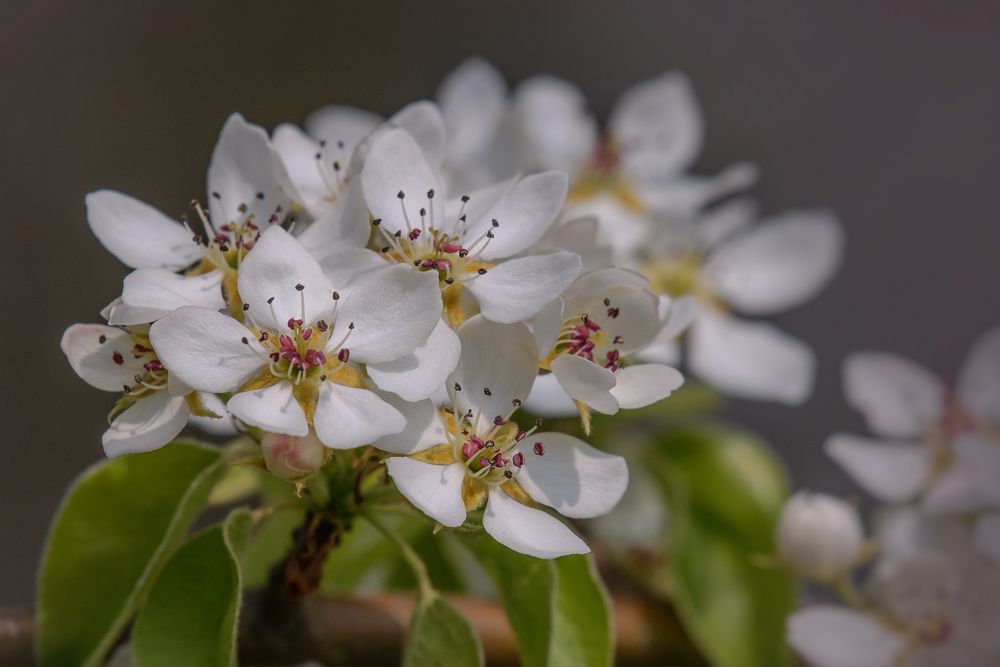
left=261, top=430, right=326, bottom=480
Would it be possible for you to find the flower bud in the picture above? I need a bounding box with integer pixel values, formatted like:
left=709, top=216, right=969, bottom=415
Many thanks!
left=777, top=491, right=864, bottom=581
left=261, top=430, right=326, bottom=480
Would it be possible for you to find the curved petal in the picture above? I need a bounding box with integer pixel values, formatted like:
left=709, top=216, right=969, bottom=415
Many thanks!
left=298, top=180, right=372, bottom=262
left=85, top=190, right=201, bottom=270
left=531, top=298, right=564, bottom=359
left=367, top=318, right=460, bottom=401
left=188, top=392, right=239, bottom=437
left=312, top=382, right=406, bottom=449
left=524, top=372, right=579, bottom=417
left=562, top=267, right=649, bottom=316
left=103, top=392, right=189, bottom=457
left=319, top=247, right=388, bottom=289
left=696, top=196, right=758, bottom=250
left=922, top=463, right=990, bottom=515
left=610, top=363, right=684, bottom=409
left=61, top=323, right=145, bottom=392
left=304, top=105, right=382, bottom=157
left=957, top=325, right=1000, bottom=425
left=513, top=76, right=596, bottom=176
left=516, top=432, right=628, bottom=518
left=546, top=216, right=614, bottom=272
left=787, top=606, right=902, bottom=667
left=372, top=395, right=446, bottom=455
left=360, top=128, right=443, bottom=237
left=637, top=162, right=759, bottom=219
left=238, top=226, right=334, bottom=331
left=658, top=294, right=698, bottom=341
left=705, top=210, right=843, bottom=315
left=551, top=354, right=618, bottom=415
left=149, top=306, right=261, bottom=392
left=389, top=101, right=447, bottom=170
left=843, top=352, right=943, bottom=438
left=331, top=264, right=441, bottom=364
left=824, top=433, right=930, bottom=502
left=973, top=513, right=1000, bottom=564
left=585, top=284, right=662, bottom=356
left=610, top=71, right=702, bottom=183
left=272, top=123, right=329, bottom=215
left=563, top=194, right=650, bottom=263
left=228, top=382, right=307, bottom=436
left=466, top=251, right=582, bottom=324
left=465, top=171, right=568, bottom=260
left=119, top=268, right=225, bottom=317
left=953, top=434, right=1000, bottom=506
left=437, top=57, right=507, bottom=165
left=450, top=316, right=538, bottom=426
left=688, top=310, right=815, bottom=405
left=483, top=487, right=589, bottom=559
left=385, top=459, right=467, bottom=527
left=103, top=299, right=167, bottom=327
left=207, top=113, right=295, bottom=231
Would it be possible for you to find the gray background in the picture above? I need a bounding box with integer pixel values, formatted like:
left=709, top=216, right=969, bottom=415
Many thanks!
left=2, top=1, right=998, bottom=605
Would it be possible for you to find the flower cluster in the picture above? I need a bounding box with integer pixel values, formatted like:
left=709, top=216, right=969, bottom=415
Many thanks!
left=62, top=58, right=840, bottom=559
left=779, top=325, right=1000, bottom=666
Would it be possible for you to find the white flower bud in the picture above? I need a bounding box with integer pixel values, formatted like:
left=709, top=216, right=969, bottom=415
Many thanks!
left=261, top=430, right=326, bottom=480
left=777, top=491, right=864, bottom=581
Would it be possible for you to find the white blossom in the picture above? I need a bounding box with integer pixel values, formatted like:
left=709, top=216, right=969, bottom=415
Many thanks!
left=777, top=491, right=864, bottom=581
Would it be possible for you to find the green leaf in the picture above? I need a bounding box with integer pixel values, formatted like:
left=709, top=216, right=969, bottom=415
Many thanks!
left=549, top=555, right=613, bottom=667
left=649, top=424, right=794, bottom=667
left=463, top=539, right=612, bottom=667
left=36, top=440, right=225, bottom=667
left=132, top=509, right=253, bottom=667
left=403, top=593, right=483, bottom=667
left=241, top=505, right=305, bottom=590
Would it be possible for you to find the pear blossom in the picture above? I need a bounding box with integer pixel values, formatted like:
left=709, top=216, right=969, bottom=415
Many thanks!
left=261, top=430, right=328, bottom=480
left=510, top=71, right=758, bottom=262
left=89, top=113, right=300, bottom=324
left=524, top=267, right=685, bottom=419
left=788, top=509, right=1000, bottom=667
left=149, top=226, right=442, bottom=447
left=824, top=326, right=1000, bottom=521
left=61, top=323, right=221, bottom=457
left=641, top=200, right=842, bottom=404
left=379, top=316, right=628, bottom=559
left=777, top=491, right=864, bottom=581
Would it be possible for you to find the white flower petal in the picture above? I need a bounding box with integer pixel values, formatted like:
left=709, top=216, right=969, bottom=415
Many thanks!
left=389, top=101, right=447, bottom=170
left=360, top=128, right=443, bottom=237
left=953, top=434, right=1000, bottom=506
left=483, top=487, right=589, bottom=559
left=103, top=299, right=166, bottom=327
left=296, top=181, right=372, bottom=261
left=272, top=123, right=329, bottom=215
left=551, top=354, right=618, bottom=415
left=636, top=162, right=759, bottom=219
left=367, top=318, right=460, bottom=401
left=450, top=316, right=538, bottom=425
left=513, top=76, right=596, bottom=176
left=658, top=294, right=698, bottom=341
left=85, top=190, right=201, bottom=270
left=304, top=105, right=382, bottom=156
left=688, top=310, right=815, bottom=404
left=787, top=606, right=902, bottom=667
left=562, top=267, right=650, bottom=317
left=385, top=459, right=467, bottom=527
left=437, top=57, right=507, bottom=165
left=516, top=432, right=628, bottom=518
left=118, top=268, right=225, bottom=320
left=149, top=306, right=262, bottom=392
left=102, top=392, right=189, bottom=457
left=843, top=352, right=944, bottom=439
left=563, top=194, right=650, bottom=263
left=61, top=324, right=144, bottom=392
left=610, top=71, right=702, bottom=183
left=695, top=196, right=758, bottom=250
left=524, top=372, right=579, bottom=417
left=238, top=226, right=334, bottom=330
left=546, top=216, right=614, bottom=272
left=922, top=463, right=990, bottom=515
left=705, top=210, right=843, bottom=315
left=313, top=382, right=406, bottom=449
left=824, top=434, right=930, bottom=503
left=973, top=513, right=1000, bottom=564
left=228, top=382, right=307, bottom=436
left=465, top=172, right=568, bottom=259
left=331, top=264, right=441, bottom=364
left=188, top=392, right=238, bottom=437
left=372, top=394, right=446, bottom=455
left=610, top=363, right=684, bottom=410
left=318, top=247, right=387, bottom=288
left=466, top=251, right=582, bottom=323
left=207, top=113, right=296, bottom=230
left=584, top=283, right=662, bottom=356
left=531, top=298, right=564, bottom=359
left=957, top=325, right=1000, bottom=425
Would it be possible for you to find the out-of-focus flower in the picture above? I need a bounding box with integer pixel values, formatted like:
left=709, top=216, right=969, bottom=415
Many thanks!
left=825, top=326, right=1000, bottom=519
left=261, top=430, right=327, bottom=481
left=89, top=113, right=299, bottom=324
left=776, top=491, right=864, bottom=582
left=525, top=267, right=685, bottom=420
left=380, top=315, right=628, bottom=559
left=644, top=202, right=842, bottom=404
left=61, top=323, right=221, bottom=457
left=149, top=227, right=441, bottom=447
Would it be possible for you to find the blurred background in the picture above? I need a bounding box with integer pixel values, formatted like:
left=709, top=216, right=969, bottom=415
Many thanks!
left=2, top=1, right=998, bottom=605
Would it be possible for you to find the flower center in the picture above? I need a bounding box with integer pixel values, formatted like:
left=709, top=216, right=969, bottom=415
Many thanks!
left=547, top=305, right=627, bottom=372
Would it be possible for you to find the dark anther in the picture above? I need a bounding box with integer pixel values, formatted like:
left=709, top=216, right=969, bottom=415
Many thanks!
left=295, top=283, right=305, bottom=291
left=256, top=191, right=265, bottom=200
left=332, top=291, right=340, bottom=300
left=397, top=191, right=405, bottom=199
left=477, top=268, right=488, bottom=275
left=267, top=297, right=275, bottom=304
left=427, top=189, right=435, bottom=199
left=483, top=387, right=492, bottom=396
left=98, top=335, right=107, bottom=344
left=461, top=195, right=470, bottom=203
